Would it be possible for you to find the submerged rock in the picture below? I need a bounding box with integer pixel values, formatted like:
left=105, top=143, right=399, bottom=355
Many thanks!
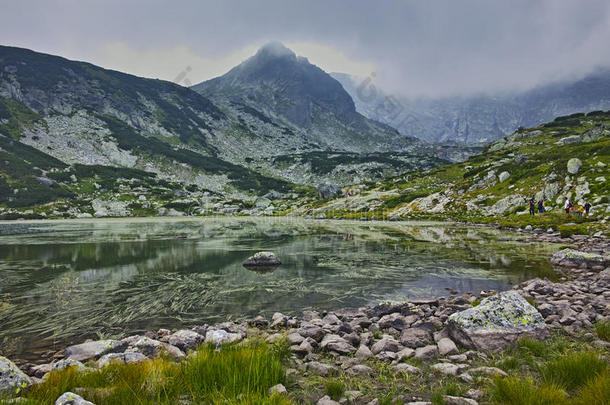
left=242, top=251, right=281, bottom=267
left=0, top=356, right=32, bottom=394
left=447, top=291, right=548, bottom=352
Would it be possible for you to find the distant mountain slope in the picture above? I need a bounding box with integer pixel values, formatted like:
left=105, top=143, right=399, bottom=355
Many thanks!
left=0, top=44, right=474, bottom=218
left=295, top=110, right=610, bottom=228
left=192, top=42, right=413, bottom=152
left=332, top=70, right=610, bottom=144
left=0, top=45, right=459, bottom=198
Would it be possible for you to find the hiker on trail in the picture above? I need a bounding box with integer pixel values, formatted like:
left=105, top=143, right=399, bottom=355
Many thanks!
left=585, top=201, right=592, bottom=216
left=529, top=198, right=536, bottom=215
left=577, top=204, right=584, bottom=218
left=537, top=199, right=545, bottom=214
left=564, top=199, right=572, bottom=216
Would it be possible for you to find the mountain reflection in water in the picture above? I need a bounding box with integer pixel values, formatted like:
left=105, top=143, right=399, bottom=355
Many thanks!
left=0, top=217, right=559, bottom=360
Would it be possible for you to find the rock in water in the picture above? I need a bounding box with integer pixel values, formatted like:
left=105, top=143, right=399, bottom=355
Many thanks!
left=316, top=184, right=342, bottom=199
left=0, top=356, right=32, bottom=395
left=243, top=251, right=281, bottom=267
left=447, top=291, right=548, bottom=352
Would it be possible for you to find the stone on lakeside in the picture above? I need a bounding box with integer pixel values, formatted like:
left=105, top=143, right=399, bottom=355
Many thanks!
left=167, top=329, right=204, bottom=351
left=447, top=291, right=548, bottom=352
left=443, top=396, right=478, bottom=405
left=97, top=352, right=148, bottom=368
left=400, top=327, right=433, bottom=348
left=55, top=392, right=95, bottom=405
left=355, top=344, right=373, bottom=360
left=51, top=358, right=88, bottom=372
left=0, top=356, right=32, bottom=394
left=371, top=337, right=402, bottom=354
left=347, top=364, right=374, bottom=375
left=65, top=339, right=127, bottom=362
left=414, top=345, right=439, bottom=359
left=437, top=337, right=459, bottom=356
left=122, top=336, right=185, bottom=359
left=306, top=361, right=337, bottom=377
left=431, top=362, right=460, bottom=375
left=204, top=329, right=242, bottom=346
left=550, top=248, right=610, bottom=268
left=269, top=383, right=287, bottom=396
left=391, top=363, right=421, bottom=375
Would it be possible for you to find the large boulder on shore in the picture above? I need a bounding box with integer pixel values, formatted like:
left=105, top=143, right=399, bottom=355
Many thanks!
left=317, top=184, right=342, bottom=199
left=243, top=252, right=281, bottom=267
left=447, top=291, right=548, bottom=352
left=0, top=356, right=32, bottom=395
left=550, top=248, right=610, bottom=269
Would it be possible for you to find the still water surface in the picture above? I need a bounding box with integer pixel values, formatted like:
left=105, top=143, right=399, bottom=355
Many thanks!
left=0, top=217, right=560, bottom=360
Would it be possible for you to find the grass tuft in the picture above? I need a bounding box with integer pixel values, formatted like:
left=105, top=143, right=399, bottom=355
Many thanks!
left=181, top=341, right=288, bottom=402
left=574, top=371, right=610, bottom=405
left=541, top=351, right=607, bottom=391
left=491, top=376, right=568, bottom=405
left=20, top=341, right=290, bottom=405
left=324, top=379, right=346, bottom=401
left=595, top=319, right=610, bottom=341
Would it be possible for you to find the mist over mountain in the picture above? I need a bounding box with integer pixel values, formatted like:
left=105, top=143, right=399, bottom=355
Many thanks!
left=332, top=70, right=610, bottom=144
left=192, top=42, right=413, bottom=153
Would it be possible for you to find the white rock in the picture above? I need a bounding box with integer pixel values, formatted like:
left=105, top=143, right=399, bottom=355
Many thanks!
left=55, top=392, right=95, bottom=405
left=567, top=158, right=582, bottom=174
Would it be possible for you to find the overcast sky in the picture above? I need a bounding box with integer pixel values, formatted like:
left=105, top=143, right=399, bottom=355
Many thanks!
left=1, top=0, right=609, bottom=98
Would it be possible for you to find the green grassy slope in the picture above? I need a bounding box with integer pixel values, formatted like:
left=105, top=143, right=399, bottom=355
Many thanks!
left=297, top=111, right=609, bottom=234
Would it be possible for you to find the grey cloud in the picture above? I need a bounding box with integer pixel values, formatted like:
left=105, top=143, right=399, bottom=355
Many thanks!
left=1, top=0, right=609, bottom=97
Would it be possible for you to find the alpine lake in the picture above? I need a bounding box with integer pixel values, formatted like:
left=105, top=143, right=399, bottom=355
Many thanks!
left=0, top=217, right=562, bottom=361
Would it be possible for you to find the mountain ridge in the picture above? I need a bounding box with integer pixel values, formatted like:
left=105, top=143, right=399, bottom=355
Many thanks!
left=332, top=70, right=610, bottom=144
left=192, top=42, right=413, bottom=153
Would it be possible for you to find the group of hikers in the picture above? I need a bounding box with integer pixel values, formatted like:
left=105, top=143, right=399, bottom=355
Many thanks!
left=563, top=199, right=592, bottom=217
left=528, top=198, right=592, bottom=217
left=528, top=198, right=546, bottom=215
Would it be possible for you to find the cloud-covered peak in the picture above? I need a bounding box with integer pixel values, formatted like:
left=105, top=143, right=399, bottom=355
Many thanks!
left=255, top=41, right=296, bottom=59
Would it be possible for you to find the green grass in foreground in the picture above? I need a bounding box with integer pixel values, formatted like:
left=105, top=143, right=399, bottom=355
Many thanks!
left=2, top=340, right=291, bottom=405
left=2, top=331, right=609, bottom=404
left=596, top=319, right=610, bottom=341
left=490, top=336, right=609, bottom=405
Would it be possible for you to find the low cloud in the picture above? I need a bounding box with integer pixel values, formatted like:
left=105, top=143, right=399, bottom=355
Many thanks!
left=1, top=0, right=609, bottom=97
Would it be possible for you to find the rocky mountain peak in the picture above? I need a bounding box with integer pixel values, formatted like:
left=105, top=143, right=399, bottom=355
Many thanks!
left=254, top=41, right=297, bottom=60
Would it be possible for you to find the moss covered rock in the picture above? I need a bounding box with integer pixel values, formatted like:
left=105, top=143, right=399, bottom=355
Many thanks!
left=447, top=291, right=548, bottom=352
left=550, top=248, right=610, bottom=268
left=0, top=355, right=32, bottom=396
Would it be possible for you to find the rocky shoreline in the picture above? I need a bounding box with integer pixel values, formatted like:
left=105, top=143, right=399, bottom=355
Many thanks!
left=1, top=233, right=609, bottom=405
